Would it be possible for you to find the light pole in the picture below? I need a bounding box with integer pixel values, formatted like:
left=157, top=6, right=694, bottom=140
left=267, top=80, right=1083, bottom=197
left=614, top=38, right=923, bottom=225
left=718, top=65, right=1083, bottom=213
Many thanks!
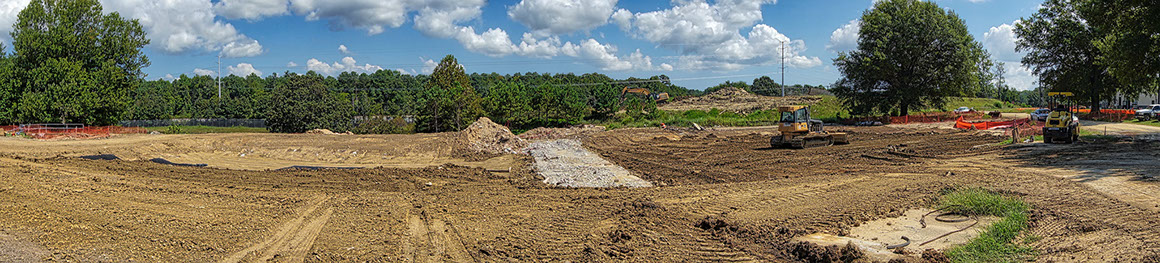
left=217, top=53, right=222, bottom=99
left=779, top=40, right=786, bottom=97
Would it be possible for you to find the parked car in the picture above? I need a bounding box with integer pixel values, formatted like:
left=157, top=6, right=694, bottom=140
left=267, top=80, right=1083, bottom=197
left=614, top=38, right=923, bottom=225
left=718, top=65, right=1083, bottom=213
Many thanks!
left=1137, top=104, right=1160, bottom=121
left=1031, top=108, right=1051, bottom=121
left=953, top=107, right=974, bottom=113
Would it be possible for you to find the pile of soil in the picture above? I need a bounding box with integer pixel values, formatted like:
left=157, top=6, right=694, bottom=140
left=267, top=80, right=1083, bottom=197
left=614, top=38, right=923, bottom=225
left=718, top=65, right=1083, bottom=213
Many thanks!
left=306, top=129, right=353, bottom=135
left=460, top=117, right=528, bottom=154
left=518, top=125, right=606, bottom=140
left=660, top=87, right=822, bottom=114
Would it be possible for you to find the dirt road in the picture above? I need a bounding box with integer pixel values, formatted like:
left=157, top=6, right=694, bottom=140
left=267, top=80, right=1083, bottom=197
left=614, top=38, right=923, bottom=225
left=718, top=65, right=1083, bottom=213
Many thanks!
left=0, top=127, right=1157, bottom=261
left=1081, top=120, right=1160, bottom=135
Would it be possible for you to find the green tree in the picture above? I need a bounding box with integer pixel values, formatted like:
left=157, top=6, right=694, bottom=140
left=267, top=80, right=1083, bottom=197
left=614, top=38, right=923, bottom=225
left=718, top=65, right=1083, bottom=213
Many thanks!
left=1085, top=0, right=1160, bottom=91
left=424, top=55, right=483, bottom=132
left=832, top=0, right=990, bottom=116
left=265, top=72, right=354, bottom=133
left=9, top=0, right=149, bottom=125
left=0, top=44, right=18, bottom=123
left=1015, top=0, right=1119, bottom=111
left=484, top=82, right=532, bottom=127
left=751, top=76, right=780, bottom=96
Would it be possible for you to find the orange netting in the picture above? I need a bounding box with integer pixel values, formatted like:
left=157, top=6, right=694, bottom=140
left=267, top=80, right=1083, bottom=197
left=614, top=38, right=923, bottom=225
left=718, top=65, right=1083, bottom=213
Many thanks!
left=3, top=124, right=147, bottom=139
left=846, top=112, right=986, bottom=125
left=954, top=117, right=1031, bottom=130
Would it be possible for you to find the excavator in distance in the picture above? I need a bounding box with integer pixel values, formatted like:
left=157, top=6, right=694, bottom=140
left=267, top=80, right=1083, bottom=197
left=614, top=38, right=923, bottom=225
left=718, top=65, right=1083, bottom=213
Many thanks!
left=621, top=87, right=670, bottom=102
left=771, top=105, right=849, bottom=148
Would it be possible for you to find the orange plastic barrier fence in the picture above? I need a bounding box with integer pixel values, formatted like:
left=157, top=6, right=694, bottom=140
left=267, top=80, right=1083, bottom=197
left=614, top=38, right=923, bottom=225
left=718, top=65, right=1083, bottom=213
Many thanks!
left=1076, top=109, right=1135, bottom=115
left=847, top=112, right=986, bottom=125
left=955, top=117, right=1030, bottom=130
left=6, top=125, right=146, bottom=139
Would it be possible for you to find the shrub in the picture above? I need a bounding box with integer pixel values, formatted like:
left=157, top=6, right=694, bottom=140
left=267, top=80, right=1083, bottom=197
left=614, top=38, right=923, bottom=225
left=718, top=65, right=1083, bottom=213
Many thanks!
left=353, top=116, right=415, bottom=134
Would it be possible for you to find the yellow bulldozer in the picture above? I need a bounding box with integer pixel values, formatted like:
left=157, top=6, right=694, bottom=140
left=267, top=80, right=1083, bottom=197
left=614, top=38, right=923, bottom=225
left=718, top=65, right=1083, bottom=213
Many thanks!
left=621, top=87, right=670, bottom=102
left=771, top=105, right=849, bottom=148
left=1042, top=92, right=1080, bottom=144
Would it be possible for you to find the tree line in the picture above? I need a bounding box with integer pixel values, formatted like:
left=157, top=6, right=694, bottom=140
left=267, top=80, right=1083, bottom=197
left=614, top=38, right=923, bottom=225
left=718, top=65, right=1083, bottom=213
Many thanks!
left=833, top=0, right=1159, bottom=116
left=125, top=56, right=697, bottom=133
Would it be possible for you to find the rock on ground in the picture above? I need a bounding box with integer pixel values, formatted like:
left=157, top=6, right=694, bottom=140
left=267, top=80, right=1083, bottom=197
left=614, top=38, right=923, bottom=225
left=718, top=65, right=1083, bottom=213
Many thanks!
left=525, top=139, right=651, bottom=188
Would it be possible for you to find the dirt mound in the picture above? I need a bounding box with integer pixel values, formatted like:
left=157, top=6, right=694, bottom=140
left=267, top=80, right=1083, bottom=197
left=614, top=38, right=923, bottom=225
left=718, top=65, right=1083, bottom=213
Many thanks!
left=306, top=129, right=336, bottom=134
left=460, top=117, right=528, bottom=154
left=660, top=87, right=822, bottom=114
left=518, top=125, right=606, bottom=140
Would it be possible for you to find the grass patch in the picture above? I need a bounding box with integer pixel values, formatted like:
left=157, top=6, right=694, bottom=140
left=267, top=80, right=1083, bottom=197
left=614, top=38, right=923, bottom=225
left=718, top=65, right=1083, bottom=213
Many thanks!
left=146, top=125, right=268, bottom=134
left=942, top=97, right=1025, bottom=112
left=997, top=135, right=1042, bottom=145
left=1124, top=119, right=1160, bottom=128
left=939, top=187, right=1035, bottom=263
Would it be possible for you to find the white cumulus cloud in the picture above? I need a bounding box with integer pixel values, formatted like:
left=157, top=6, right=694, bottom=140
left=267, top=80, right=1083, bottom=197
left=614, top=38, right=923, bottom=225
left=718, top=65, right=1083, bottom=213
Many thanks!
left=304, top=56, right=383, bottom=75
left=420, top=57, right=438, bottom=75
left=338, top=44, right=351, bottom=54
left=100, top=0, right=265, bottom=57
left=227, top=63, right=263, bottom=77
left=213, top=0, right=288, bottom=20
left=984, top=21, right=1024, bottom=62
left=0, top=0, right=30, bottom=46
left=0, top=0, right=263, bottom=57
left=193, top=68, right=216, bottom=76
left=827, top=19, right=859, bottom=53
left=613, top=0, right=818, bottom=71
left=507, top=0, right=618, bottom=35
left=984, top=20, right=1037, bottom=91
left=560, top=39, right=671, bottom=71
left=286, top=61, right=299, bottom=67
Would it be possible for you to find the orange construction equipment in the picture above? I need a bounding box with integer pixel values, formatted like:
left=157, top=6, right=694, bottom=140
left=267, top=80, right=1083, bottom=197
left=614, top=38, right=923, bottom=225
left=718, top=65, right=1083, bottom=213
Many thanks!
left=621, top=86, right=670, bottom=102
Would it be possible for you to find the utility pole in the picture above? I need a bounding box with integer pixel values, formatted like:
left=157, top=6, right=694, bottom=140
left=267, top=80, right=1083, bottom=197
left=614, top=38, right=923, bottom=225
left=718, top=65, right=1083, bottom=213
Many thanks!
left=217, top=53, right=222, bottom=99
left=780, top=40, right=786, bottom=97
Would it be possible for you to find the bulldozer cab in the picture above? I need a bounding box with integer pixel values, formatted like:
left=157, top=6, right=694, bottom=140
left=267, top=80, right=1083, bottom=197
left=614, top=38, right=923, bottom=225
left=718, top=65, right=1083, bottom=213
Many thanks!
left=778, top=106, right=822, bottom=134
left=1045, top=92, right=1076, bottom=128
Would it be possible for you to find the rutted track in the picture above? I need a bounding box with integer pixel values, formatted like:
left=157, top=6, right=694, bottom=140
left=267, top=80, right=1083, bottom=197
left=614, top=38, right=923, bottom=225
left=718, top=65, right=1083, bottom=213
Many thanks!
left=0, top=127, right=1157, bottom=261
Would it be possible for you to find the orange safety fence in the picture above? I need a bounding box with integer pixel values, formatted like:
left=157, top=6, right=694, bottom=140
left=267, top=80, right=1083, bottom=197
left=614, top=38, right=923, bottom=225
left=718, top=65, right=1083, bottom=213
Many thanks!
left=2, top=124, right=147, bottom=139
left=845, top=112, right=986, bottom=125
left=954, top=116, right=1031, bottom=130
left=1075, top=109, right=1134, bottom=114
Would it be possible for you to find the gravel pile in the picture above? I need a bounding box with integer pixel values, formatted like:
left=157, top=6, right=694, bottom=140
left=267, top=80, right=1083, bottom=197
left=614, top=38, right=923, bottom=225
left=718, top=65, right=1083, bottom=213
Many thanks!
left=460, top=117, right=528, bottom=154
left=525, top=139, right=651, bottom=188
left=660, top=87, right=822, bottom=114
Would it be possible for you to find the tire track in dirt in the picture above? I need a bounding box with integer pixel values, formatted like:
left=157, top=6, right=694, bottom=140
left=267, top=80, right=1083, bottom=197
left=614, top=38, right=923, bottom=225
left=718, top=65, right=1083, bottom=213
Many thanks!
left=402, top=210, right=473, bottom=263
left=221, top=195, right=333, bottom=263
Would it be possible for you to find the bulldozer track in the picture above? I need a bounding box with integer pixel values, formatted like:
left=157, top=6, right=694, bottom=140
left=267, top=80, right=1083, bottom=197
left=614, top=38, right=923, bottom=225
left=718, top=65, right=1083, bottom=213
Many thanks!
left=221, top=195, right=333, bottom=263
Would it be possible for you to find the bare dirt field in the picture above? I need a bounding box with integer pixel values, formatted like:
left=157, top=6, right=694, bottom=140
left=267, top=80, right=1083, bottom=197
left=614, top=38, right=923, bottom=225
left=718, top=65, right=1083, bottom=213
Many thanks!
left=659, top=87, right=822, bottom=114
left=1, top=124, right=1158, bottom=262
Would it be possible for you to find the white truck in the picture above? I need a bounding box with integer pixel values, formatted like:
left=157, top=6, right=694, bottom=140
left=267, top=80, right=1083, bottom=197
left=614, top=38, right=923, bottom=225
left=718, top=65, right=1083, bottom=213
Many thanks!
left=1137, top=104, right=1160, bottom=121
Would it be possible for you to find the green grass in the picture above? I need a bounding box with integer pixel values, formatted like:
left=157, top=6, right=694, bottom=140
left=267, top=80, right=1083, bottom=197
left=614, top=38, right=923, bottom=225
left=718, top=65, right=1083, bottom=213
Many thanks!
left=146, top=125, right=268, bottom=134
left=940, top=188, right=1035, bottom=263
left=942, top=97, right=1025, bottom=112
left=997, top=135, right=1042, bottom=145
left=1124, top=119, right=1160, bottom=128
left=811, top=95, right=849, bottom=122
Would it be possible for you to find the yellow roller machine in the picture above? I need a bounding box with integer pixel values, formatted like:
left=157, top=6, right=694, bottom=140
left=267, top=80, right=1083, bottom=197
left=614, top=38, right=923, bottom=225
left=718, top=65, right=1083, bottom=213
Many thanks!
left=1042, top=92, right=1080, bottom=144
left=771, top=105, right=849, bottom=148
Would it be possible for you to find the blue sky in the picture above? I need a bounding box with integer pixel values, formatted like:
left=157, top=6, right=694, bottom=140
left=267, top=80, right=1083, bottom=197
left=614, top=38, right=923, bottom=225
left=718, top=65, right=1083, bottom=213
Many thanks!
left=0, top=0, right=1043, bottom=90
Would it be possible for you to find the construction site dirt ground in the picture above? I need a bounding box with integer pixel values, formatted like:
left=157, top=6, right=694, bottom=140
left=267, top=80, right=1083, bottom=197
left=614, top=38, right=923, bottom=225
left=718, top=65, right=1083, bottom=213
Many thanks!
left=0, top=126, right=1158, bottom=262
